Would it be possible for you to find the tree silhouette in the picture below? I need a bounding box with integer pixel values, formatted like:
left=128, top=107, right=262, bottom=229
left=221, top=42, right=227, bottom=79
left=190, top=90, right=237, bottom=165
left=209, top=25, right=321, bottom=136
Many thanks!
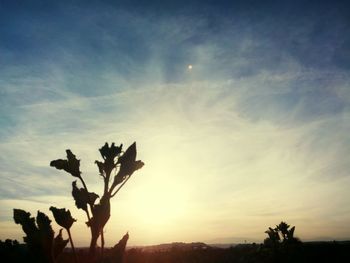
left=50, top=142, right=144, bottom=258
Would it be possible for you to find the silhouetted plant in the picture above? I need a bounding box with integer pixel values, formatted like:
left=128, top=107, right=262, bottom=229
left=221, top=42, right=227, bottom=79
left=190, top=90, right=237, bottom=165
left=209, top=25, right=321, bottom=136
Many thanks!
left=50, top=207, right=77, bottom=263
left=13, top=209, right=69, bottom=263
left=264, top=227, right=280, bottom=247
left=53, top=229, right=69, bottom=259
left=264, top=221, right=301, bottom=248
left=10, top=141, right=143, bottom=263
left=50, top=142, right=144, bottom=259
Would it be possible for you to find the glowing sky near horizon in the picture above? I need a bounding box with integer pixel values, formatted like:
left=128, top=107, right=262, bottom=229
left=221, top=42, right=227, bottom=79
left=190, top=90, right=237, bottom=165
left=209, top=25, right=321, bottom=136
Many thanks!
left=1, top=0, right=350, bottom=246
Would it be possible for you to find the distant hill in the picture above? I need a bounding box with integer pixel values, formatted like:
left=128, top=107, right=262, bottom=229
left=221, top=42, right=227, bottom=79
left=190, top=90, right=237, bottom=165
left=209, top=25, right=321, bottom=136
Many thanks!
left=128, top=242, right=211, bottom=252
left=206, top=236, right=260, bottom=244
left=208, top=243, right=238, bottom=248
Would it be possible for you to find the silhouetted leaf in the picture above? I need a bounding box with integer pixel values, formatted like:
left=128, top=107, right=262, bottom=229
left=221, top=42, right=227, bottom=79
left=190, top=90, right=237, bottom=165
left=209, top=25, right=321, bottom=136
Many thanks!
left=134, top=160, right=145, bottom=171
left=50, top=150, right=81, bottom=177
left=287, top=226, right=296, bottom=241
left=265, top=227, right=280, bottom=243
left=72, top=181, right=99, bottom=212
left=107, top=232, right=129, bottom=263
left=53, top=229, right=69, bottom=259
left=117, top=142, right=136, bottom=167
left=50, top=207, right=76, bottom=230
left=13, top=209, right=38, bottom=245
left=112, top=143, right=144, bottom=188
left=111, top=174, right=125, bottom=188
left=113, top=232, right=129, bottom=251
left=36, top=211, right=54, bottom=238
left=289, top=226, right=295, bottom=236
left=36, top=211, right=55, bottom=261
left=95, top=160, right=105, bottom=177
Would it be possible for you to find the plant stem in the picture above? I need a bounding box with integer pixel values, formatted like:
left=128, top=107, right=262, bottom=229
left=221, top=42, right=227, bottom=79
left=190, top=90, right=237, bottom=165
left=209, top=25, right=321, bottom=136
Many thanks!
left=78, top=175, right=93, bottom=222
left=111, top=175, right=131, bottom=197
left=78, top=175, right=94, bottom=243
left=67, top=228, right=78, bottom=263
left=101, top=228, right=105, bottom=258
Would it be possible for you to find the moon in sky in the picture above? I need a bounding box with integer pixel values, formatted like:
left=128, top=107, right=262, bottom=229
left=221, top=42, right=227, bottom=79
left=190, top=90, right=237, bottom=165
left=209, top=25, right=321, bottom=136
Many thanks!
left=188, top=64, right=193, bottom=70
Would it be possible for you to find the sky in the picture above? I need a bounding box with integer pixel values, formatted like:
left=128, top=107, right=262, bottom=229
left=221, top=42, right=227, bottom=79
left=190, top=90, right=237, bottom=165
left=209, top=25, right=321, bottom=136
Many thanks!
left=0, top=0, right=350, bottom=246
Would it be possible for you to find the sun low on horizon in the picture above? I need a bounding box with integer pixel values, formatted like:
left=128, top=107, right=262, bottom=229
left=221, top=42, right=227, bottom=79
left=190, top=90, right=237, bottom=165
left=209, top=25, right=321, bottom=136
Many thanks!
left=1, top=0, right=350, bottom=249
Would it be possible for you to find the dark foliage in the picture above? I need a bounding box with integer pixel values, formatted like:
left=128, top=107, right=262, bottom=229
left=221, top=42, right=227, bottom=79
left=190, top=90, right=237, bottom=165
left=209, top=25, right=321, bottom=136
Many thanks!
left=12, top=209, right=68, bottom=263
left=2, top=240, right=350, bottom=263
left=8, top=141, right=143, bottom=263
left=264, top=221, right=301, bottom=248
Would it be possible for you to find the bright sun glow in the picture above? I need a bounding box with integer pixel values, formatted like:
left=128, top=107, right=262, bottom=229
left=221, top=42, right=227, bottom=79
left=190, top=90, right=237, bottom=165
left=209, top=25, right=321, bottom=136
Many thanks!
left=2, top=1, right=350, bottom=249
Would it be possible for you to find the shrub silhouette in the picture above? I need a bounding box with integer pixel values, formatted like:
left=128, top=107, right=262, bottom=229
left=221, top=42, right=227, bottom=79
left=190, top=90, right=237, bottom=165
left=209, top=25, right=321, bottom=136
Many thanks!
left=12, top=141, right=144, bottom=263
left=13, top=209, right=69, bottom=263
left=264, top=221, right=301, bottom=247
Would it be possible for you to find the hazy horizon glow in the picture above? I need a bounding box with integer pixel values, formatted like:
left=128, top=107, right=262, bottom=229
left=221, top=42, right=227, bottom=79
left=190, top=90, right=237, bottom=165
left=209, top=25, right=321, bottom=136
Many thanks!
left=1, top=0, right=350, bottom=246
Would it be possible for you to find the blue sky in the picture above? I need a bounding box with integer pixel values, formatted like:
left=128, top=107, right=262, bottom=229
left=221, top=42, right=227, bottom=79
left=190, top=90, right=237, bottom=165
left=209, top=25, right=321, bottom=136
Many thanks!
left=1, top=0, right=350, bottom=246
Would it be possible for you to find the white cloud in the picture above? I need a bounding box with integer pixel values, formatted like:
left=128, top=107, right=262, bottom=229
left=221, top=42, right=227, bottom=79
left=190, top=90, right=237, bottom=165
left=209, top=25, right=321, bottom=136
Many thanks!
left=1, top=8, right=350, bottom=245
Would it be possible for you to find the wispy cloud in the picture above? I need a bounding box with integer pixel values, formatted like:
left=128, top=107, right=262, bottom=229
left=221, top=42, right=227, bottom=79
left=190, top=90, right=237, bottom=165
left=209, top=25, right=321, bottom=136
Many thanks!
left=1, top=1, right=350, bottom=245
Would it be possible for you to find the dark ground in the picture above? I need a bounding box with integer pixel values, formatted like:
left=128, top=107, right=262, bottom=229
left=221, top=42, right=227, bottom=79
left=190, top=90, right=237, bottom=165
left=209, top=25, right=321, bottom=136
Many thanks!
left=125, top=241, right=350, bottom=263
left=1, top=240, right=350, bottom=263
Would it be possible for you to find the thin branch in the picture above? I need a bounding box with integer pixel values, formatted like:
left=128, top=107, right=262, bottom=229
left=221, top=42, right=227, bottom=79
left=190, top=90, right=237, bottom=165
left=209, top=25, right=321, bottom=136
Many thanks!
left=101, top=172, right=106, bottom=180
left=110, top=175, right=131, bottom=198
left=107, top=164, right=121, bottom=194
left=78, top=175, right=89, bottom=195
left=67, top=228, right=78, bottom=263
left=85, top=211, right=91, bottom=225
